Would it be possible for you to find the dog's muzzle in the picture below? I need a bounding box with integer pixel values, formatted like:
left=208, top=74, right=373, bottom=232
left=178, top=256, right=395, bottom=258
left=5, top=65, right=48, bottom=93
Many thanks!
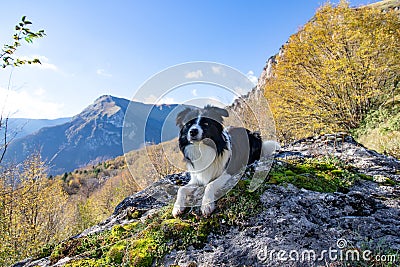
left=188, top=125, right=202, bottom=141
left=190, top=128, right=199, bottom=137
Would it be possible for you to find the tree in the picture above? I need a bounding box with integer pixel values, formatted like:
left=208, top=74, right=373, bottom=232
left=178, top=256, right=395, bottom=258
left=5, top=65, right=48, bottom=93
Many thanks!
left=0, top=16, right=46, bottom=163
left=0, top=17, right=47, bottom=265
left=264, top=1, right=400, bottom=141
left=1, top=16, right=45, bottom=69
left=0, top=153, right=67, bottom=266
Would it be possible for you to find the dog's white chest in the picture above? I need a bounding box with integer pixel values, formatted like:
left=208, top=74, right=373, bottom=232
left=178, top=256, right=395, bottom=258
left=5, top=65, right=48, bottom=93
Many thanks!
left=184, top=142, right=230, bottom=185
left=184, top=142, right=216, bottom=171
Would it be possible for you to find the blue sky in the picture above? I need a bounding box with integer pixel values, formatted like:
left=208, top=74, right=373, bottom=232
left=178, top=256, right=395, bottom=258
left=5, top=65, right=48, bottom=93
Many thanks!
left=0, top=0, right=379, bottom=119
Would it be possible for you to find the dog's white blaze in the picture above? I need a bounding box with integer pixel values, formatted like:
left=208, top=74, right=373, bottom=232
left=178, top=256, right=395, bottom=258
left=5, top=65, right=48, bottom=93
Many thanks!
left=196, top=113, right=201, bottom=125
left=187, top=114, right=203, bottom=141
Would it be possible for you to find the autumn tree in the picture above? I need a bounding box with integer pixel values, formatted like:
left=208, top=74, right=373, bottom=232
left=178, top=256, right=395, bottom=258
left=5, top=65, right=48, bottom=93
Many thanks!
left=146, top=142, right=182, bottom=179
left=227, top=88, right=277, bottom=140
left=0, top=17, right=48, bottom=265
left=264, top=1, right=400, bottom=141
left=0, top=153, right=67, bottom=266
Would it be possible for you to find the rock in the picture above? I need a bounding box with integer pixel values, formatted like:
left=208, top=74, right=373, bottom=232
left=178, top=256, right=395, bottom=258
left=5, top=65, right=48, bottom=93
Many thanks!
left=76, top=172, right=192, bottom=238
left=12, top=257, right=50, bottom=267
left=162, top=184, right=399, bottom=266
left=281, top=133, right=400, bottom=182
left=13, top=133, right=400, bottom=266
left=160, top=133, right=399, bottom=266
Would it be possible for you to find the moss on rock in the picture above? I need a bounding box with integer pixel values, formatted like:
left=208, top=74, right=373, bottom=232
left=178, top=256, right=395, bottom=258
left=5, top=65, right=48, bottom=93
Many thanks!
left=268, top=156, right=371, bottom=193
left=46, top=173, right=269, bottom=266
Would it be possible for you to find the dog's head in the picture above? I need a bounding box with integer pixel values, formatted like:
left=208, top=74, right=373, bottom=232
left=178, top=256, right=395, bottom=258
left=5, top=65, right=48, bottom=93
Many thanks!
left=176, top=105, right=229, bottom=143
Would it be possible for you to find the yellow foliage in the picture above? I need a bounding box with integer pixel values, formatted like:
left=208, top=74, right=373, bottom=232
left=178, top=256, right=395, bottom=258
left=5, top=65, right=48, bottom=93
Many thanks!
left=0, top=153, right=67, bottom=265
left=264, top=1, right=400, bottom=141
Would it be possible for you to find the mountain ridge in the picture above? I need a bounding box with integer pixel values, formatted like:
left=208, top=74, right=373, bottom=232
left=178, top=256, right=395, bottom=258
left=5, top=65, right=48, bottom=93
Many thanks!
left=1, top=117, right=71, bottom=141
left=3, top=95, right=183, bottom=175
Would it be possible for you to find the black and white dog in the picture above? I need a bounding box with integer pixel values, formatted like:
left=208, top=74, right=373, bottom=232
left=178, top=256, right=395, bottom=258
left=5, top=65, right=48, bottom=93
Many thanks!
left=173, top=105, right=279, bottom=217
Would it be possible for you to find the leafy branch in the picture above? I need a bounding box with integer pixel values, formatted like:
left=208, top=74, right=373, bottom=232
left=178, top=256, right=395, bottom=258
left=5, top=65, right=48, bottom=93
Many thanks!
left=1, top=16, right=46, bottom=68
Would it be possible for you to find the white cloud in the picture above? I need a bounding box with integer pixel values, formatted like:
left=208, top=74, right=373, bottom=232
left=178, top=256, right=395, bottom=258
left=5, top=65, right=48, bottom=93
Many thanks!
left=211, top=66, right=222, bottom=74
left=0, top=86, right=64, bottom=119
left=246, top=70, right=258, bottom=85
left=191, top=89, right=198, bottom=96
left=34, top=87, right=46, bottom=96
left=18, top=55, right=58, bottom=71
left=185, top=70, right=203, bottom=79
left=96, top=68, right=112, bottom=77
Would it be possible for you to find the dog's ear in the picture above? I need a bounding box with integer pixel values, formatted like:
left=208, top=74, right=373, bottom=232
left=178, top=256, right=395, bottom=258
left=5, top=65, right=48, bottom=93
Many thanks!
left=204, top=105, right=229, bottom=118
left=176, top=107, right=193, bottom=127
left=203, top=105, right=229, bottom=124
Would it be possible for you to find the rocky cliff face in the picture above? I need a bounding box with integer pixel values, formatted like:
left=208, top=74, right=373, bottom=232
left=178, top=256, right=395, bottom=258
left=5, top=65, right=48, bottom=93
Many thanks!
left=15, top=133, right=399, bottom=267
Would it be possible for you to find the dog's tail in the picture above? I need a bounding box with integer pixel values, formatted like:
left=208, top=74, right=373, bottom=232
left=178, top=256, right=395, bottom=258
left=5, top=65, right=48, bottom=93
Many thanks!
left=261, top=140, right=281, bottom=158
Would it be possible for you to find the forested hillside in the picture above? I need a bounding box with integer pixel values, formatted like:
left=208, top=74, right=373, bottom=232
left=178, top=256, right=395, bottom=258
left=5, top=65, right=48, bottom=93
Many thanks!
left=263, top=1, right=400, bottom=159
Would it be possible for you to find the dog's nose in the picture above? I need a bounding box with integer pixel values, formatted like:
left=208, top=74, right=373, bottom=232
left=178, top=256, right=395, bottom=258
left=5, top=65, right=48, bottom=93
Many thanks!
left=189, top=128, right=199, bottom=137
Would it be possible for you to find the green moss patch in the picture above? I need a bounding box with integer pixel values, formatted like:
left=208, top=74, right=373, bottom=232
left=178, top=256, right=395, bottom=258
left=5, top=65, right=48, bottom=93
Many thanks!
left=48, top=176, right=265, bottom=267
left=50, top=221, right=145, bottom=265
left=268, top=156, right=371, bottom=193
left=106, top=241, right=126, bottom=264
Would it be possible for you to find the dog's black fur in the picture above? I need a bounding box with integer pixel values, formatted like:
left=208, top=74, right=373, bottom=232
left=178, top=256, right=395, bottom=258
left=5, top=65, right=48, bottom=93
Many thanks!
left=173, top=105, right=275, bottom=217
left=177, top=105, right=263, bottom=165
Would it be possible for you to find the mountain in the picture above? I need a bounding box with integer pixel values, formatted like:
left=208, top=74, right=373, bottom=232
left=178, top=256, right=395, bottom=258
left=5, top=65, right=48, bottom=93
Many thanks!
left=366, top=0, right=400, bottom=13
left=3, top=95, right=183, bottom=175
left=1, top=117, right=71, bottom=140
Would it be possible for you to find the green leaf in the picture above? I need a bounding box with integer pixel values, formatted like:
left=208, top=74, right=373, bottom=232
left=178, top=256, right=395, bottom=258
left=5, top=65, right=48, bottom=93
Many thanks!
left=21, top=15, right=26, bottom=22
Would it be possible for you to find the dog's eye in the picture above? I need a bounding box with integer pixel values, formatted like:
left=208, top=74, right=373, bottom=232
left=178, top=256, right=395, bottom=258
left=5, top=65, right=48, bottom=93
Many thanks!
left=203, top=122, right=209, bottom=126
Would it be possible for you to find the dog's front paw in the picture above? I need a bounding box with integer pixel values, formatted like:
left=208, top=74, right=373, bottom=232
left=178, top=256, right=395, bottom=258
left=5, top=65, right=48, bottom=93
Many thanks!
left=172, top=205, right=185, bottom=217
left=201, top=202, right=215, bottom=217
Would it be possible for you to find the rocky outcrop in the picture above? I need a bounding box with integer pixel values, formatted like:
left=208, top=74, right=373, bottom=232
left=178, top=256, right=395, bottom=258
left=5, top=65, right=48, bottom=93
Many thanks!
left=256, top=45, right=284, bottom=91
left=14, top=133, right=399, bottom=267
left=161, top=134, right=400, bottom=267
left=164, top=184, right=399, bottom=267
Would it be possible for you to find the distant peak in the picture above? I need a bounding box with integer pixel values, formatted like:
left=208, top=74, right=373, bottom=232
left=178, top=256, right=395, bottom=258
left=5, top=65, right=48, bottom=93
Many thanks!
left=94, top=95, right=114, bottom=103
left=93, top=95, right=131, bottom=107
